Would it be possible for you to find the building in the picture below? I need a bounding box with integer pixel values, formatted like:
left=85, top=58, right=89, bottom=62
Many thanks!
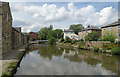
left=0, top=2, right=29, bottom=54
left=0, top=2, right=13, bottom=54
left=29, top=32, right=38, bottom=41
left=101, top=19, right=120, bottom=42
left=78, top=25, right=101, bottom=41
left=63, top=29, right=78, bottom=40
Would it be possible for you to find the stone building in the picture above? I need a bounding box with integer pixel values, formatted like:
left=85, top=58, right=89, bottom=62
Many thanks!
left=0, top=2, right=13, bottom=54
left=63, top=29, right=78, bottom=40
left=78, top=25, right=101, bottom=41
left=101, top=19, right=120, bottom=42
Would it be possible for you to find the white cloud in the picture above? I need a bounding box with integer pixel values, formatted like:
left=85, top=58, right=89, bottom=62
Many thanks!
left=10, top=2, right=118, bottom=32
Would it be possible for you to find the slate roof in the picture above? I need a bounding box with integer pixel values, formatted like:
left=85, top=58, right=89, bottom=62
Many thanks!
left=101, top=19, right=120, bottom=28
left=64, top=29, right=74, bottom=32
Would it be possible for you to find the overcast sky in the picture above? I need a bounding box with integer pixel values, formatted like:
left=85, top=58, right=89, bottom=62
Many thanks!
left=9, top=2, right=118, bottom=32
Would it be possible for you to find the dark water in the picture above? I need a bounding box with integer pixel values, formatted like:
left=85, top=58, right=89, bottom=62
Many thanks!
left=15, top=44, right=119, bottom=75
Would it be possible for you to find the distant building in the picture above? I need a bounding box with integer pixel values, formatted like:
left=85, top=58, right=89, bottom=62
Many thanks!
left=101, top=19, right=120, bottom=42
left=78, top=25, right=101, bottom=41
left=63, top=29, right=78, bottom=40
left=29, top=32, right=39, bottom=41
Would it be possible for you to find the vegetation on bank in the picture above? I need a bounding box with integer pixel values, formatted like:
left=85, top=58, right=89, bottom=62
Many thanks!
left=1, top=61, right=17, bottom=77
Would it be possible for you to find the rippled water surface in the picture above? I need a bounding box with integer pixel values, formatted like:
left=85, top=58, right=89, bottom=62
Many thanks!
left=15, top=44, right=119, bottom=75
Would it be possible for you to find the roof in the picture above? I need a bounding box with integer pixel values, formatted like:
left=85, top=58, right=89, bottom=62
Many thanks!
left=64, top=29, right=74, bottom=32
left=101, top=19, right=120, bottom=28
left=79, top=26, right=101, bottom=32
left=13, top=27, right=21, bottom=32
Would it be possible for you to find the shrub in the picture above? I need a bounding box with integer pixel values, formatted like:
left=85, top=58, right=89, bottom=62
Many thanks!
left=102, top=33, right=116, bottom=43
left=111, top=47, right=120, bottom=55
left=60, top=38, right=64, bottom=42
left=93, top=47, right=99, bottom=52
left=1, top=72, right=9, bottom=77
left=65, top=37, right=71, bottom=43
left=71, top=41, right=75, bottom=44
left=48, top=37, right=56, bottom=45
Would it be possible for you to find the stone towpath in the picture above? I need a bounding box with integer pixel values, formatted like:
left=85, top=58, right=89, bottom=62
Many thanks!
left=0, top=44, right=29, bottom=76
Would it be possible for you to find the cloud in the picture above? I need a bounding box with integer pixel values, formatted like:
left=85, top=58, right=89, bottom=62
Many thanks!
left=10, top=2, right=118, bottom=32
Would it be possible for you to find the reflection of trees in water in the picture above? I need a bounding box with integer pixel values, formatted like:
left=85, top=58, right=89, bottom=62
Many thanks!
left=38, top=45, right=63, bottom=60
left=29, top=44, right=119, bottom=74
left=78, top=50, right=119, bottom=74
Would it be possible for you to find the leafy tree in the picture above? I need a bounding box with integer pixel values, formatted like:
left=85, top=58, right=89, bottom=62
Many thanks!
left=38, top=25, right=53, bottom=40
left=48, top=37, right=56, bottom=45
left=47, top=30, right=56, bottom=40
left=102, top=33, right=116, bottom=43
left=69, top=24, right=84, bottom=35
left=85, top=32, right=99, bottom=41
left=54, top=29, right=63, bottom=39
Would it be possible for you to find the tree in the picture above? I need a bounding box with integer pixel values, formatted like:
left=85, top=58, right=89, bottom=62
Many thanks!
left=38, top=25, right=53, bottom=40
left=48, top=37, right=56, bottom=45
left=54, top=29, right=63, bottom=39
left=69, top=24, right=84, bottom=35
left=102, top=33, right=116, bottom=43
left=85, top=32, right=99, bottom=41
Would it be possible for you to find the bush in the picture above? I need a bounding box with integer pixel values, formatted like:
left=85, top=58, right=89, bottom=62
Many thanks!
left=102, top=33, right=116, bottom=43
left=60, top=38, right=64, bottom=42
left=111, top=47, right=120, bottom=55
left=71, top=41, right=75, bottom=44
left=93, top=47, right=99, bottom=52
left=48, top=37, right=56, bottom=45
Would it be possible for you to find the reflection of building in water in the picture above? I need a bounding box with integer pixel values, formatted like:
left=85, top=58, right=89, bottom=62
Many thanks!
left=63, top=49, right=78, bottom=56
left=29, top=44, right=39, bottom=51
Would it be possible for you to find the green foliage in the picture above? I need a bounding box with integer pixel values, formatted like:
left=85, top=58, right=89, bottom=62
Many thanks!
left=69, top=24, right=84, bottom=35
left=102, top=33, right=116, bottom=43
left=85, top=32, right=99, bottom=41
left=103, top=43, right=112, bottom=50
left=32, top=38, right=35, bottom=41
left=54, top=29, right=63, bottom=39
left=1, top=72, right=9, bottom=77
left=48, top=37, right=56, bottom=45
left=93, top=47, right=99, bottom=52
left=71, top=41, right=75, bottom=44
left=111, top=47, right=120, bottom=55
left=65, top=37, right=71, bottom=43
left=38, top=25, right=63, bottom=40
left=60, top=38, right=64, bottom=42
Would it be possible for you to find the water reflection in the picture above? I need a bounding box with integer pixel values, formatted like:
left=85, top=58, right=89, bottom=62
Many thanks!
left=15, top=44, right=119, bottom=75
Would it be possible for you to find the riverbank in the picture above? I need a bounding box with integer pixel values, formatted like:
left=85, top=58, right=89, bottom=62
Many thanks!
left=1, top=44, right=30, bottom=77
left=57, top=42, right=120, bottom=55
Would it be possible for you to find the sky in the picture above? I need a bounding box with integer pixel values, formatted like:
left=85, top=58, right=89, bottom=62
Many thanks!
left=8, top=2, right=119, bottom=32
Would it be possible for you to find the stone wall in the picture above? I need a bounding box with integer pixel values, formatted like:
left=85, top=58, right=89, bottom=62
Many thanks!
left=2, top=2, right=12, bottom=53
left=85, top=41, right=111, bottom=48
left=0, top=3, right=2, bottom=55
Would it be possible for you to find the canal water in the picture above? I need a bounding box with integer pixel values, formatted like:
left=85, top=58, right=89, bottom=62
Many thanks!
left=15, top=44, right=119, bottom=75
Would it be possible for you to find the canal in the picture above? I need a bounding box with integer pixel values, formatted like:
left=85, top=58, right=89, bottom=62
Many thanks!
left=15, top=44, right=119, bottom=75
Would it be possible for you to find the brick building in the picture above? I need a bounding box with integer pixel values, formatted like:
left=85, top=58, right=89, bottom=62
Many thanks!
left=101, top=19, right=120, bottom=42
left=29, top=32, right=38, bottom=41
left=78, top=25, right=101, bottom=41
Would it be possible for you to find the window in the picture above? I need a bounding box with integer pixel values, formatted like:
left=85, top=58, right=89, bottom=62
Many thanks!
left=118, top=25, right=120, bottom=30
left=86, top=30, right=87, bottom=33
left=65, top=32, right=68, bottom=34
left=109, top=27, right=112, bottom=31
left=6, top=13, right=8, bottom=21
left=118, top=33, right=120, bottom=37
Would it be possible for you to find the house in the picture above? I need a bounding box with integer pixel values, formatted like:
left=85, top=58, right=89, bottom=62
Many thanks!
left=0, top=2, right=13, bottom=54
left=29, top=32, right=39, bottom=41
left=78, top=25, right=101, bottom=41
left=63, top=29, right=78, bottom=40
left=101, top=19, right=120, bottom=42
